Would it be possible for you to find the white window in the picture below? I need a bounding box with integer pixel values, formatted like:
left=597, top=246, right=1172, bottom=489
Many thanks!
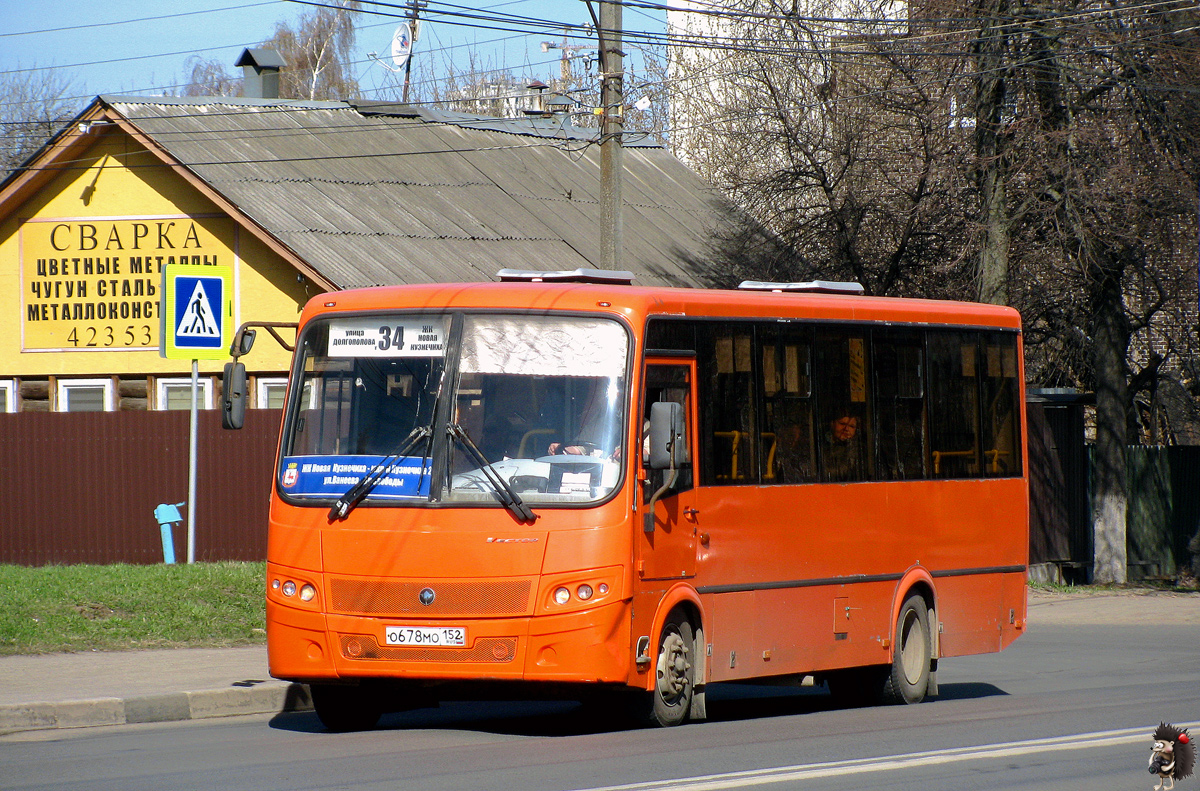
left=0, top=380, right=15, bottom=412
left=256, top=377, right=289, bottom=409
left=57, top=378, right=115, bottom=412
left=156, top=377, right=214, bottom=410
left=256, top=377, right=312, bottom=409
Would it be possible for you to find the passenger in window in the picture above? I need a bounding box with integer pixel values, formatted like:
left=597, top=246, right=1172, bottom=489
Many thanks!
left=822, top=407, right=864, bottom=481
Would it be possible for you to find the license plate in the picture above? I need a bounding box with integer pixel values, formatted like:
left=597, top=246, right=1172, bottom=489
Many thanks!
left=384, top=625, right=467, bottom=647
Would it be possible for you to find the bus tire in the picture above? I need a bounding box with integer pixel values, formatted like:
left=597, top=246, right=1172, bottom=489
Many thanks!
left=648, top=611, right=696, bottom=727
left=310, top=683, right=383, bottom=732
left=881, top=593, right=932, bottom=705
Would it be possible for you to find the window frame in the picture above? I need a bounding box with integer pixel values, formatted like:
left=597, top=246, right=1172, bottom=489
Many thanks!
left=255, top=377, right=289, bottom=409
left=56, top=378, right=116, bottom=412
left=0, top=380, right=16, bottom=412
left=155, top=377, right=214, bottom=411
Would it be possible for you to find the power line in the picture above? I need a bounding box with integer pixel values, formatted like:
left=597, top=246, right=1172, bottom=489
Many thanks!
left=0, top=2, right=280, bottom=38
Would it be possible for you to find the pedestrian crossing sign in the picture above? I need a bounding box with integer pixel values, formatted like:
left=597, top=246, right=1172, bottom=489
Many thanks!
left=161, top=264, right=233, bottom=360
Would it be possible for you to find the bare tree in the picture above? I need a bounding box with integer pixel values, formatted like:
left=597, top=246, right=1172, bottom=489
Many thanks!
left=262, top=0, right=361, bottom=101
left=957, top=0, right=1200, bottom=581
left=668, top=0, right=976, bottom=298
left=181, top=55, right=241, bottom=97
left=669, top=0, right=1200, bottom=582
left=0, top=67, right=80, bottom=180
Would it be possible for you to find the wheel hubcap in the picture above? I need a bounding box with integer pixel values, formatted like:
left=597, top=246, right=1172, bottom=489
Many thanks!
left=657, top=629, right=691, bottom=704
left=899, top=610, right=925, bottom=685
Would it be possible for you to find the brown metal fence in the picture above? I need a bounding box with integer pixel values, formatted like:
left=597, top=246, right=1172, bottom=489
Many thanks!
left=0, top=409, right=281, bottom=565
left=3, top=402, right=1196, bottom=573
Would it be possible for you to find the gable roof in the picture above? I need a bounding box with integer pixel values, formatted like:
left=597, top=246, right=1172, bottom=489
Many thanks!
left=2, top=96, right=728, bottom=290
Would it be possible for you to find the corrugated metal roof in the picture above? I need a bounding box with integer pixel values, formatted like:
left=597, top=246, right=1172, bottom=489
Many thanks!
left=105, top=96, right=726, bottom=289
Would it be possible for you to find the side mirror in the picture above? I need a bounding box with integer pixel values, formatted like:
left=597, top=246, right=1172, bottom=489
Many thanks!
left=221, top=362, right=248, bottom=430
left=648, top=401, right=687, bottom=471
left=233, top=327, right=257, bottom=358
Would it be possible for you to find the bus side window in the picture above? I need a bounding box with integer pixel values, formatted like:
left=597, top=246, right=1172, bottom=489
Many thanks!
left=980, top=334, right=1021, bottom=476
left=814, top=331, right=871, bottom=482
left=701, top=326, right=758, bottom=484
left=761, top=332, right=815, bottom=484
left=927, top=332, right=982, bottom=478
left=873, top=332, right=928, bottom=480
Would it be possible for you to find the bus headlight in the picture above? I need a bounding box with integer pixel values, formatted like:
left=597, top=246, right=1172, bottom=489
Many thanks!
left=299, top=583, right=317, bottom=602
left=576, top=584, right=594, bottom=601
left=554, top=587, right=571, bottom=605
left=282, top=580, right=297, bottom=597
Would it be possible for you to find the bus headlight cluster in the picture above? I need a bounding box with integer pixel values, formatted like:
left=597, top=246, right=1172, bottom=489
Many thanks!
left=551, top=581, right=611, bottom=606
left=273, top=578, right=317, bottom=603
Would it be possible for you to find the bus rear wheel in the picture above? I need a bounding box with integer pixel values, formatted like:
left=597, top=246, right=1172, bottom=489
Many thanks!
left=310, top=683, right=383, bottom=732
left=646, top=612, right=695, bottom=727
left=881, top=593, right=932, bottom=705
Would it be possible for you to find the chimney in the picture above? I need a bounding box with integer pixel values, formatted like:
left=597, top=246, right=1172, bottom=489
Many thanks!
left=236, top=48, right=287, bottom=99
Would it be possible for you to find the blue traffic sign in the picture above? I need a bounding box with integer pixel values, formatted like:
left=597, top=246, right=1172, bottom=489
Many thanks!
left=161, top=264, right=232, bottom=360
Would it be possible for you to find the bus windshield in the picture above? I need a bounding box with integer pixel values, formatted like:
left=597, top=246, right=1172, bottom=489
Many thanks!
left=278, top=313, right=629, bottom=507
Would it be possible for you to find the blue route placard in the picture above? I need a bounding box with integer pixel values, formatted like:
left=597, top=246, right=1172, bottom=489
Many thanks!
left=279, top=455, right=433, bottom=499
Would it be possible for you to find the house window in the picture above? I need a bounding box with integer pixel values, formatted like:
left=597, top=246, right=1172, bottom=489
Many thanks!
left=256, top=377, right=288, bottom=409
left=256, top=377, right=312, bottom=409
left=156, top=378, right=214, bottom=410
left=0, top=380, right=15, bottom=412
left=57, top=379, right=115, bottom=412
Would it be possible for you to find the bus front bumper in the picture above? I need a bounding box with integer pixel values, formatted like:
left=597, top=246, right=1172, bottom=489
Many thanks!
left=267, top=598, right=631, bottom=685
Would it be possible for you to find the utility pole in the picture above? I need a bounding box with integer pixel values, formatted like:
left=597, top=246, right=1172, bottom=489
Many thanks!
left=596, top=0, right=624, bottom=270
left=402, top=0, right=423, bottom=103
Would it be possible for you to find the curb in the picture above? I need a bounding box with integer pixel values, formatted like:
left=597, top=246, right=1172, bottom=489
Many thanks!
left=0, top=682, right=312, bottom=735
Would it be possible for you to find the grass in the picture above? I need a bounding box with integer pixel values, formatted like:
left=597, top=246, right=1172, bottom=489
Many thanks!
left=1027, top=578, right=1200, bottom=594
left=1, top=564, right=1193, bottom=656
left=0, top=562, right=266, bottom=656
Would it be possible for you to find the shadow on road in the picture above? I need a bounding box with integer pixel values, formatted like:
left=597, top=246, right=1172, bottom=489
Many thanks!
left=931, top=682, right=1009, bottom=701
left=268, top=678, right=1006, bottom=737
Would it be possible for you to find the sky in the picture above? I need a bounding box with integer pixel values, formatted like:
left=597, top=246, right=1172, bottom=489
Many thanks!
left=0, top=0, right=664, bottom=112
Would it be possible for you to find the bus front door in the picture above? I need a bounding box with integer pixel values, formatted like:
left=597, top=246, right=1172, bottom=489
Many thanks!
left=637, top=360, right=698, bottom=580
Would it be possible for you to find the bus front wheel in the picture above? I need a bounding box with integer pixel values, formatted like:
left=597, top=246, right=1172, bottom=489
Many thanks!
left=881, top=593, right=932, bottom=705
left=646, top=611, right=696, bottom=727
left=310, top=683, right=383, bottom=732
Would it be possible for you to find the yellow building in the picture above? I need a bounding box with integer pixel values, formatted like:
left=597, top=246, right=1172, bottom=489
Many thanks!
left=0, top=94, right=724, bottom=413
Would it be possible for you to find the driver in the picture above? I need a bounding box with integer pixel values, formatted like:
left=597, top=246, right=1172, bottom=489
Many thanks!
left=547, top=378, right=621, bottom=459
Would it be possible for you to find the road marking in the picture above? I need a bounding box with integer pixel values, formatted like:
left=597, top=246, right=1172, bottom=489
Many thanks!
left=570, top=722, right=1200, bottom=791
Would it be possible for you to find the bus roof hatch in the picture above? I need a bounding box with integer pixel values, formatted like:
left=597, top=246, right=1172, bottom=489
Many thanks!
left=496, top=268, right=636, bottom=285
left=738, top=280, right=865, bottom=295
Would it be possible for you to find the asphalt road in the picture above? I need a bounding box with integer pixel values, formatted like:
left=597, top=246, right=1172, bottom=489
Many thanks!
left=2, top=592, right=1197, bottom=791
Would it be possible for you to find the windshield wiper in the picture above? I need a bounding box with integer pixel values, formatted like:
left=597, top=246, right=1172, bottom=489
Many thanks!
left=328, top=426, right=432, bottom=521
left=447, top=423, right=538, bottom=524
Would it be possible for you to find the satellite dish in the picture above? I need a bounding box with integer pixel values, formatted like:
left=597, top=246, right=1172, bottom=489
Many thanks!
left=391, top=23, right=413, bottom=70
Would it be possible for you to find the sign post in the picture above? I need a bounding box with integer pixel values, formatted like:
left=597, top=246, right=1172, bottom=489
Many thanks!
left=161, top=265, right=233, bottom=563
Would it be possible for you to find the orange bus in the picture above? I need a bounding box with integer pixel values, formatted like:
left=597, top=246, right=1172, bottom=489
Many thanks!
left=239, top=270, right=1028, bottom=731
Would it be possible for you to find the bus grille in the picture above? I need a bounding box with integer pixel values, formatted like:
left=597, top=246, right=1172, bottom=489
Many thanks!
left=328, top=578, right=532, bottom=616
left=339, top=634, right=517, bottom=663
